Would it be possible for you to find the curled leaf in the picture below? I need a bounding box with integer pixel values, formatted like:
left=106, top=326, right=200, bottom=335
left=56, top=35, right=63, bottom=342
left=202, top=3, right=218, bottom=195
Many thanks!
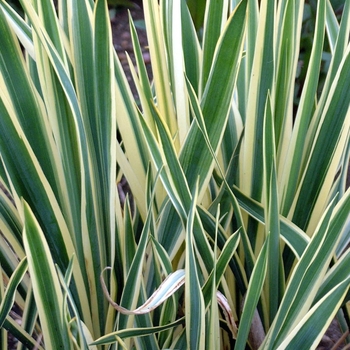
left=101, top=267, right=237, bottom=339
left=216, top=290, right=238, bottom=338
left=100, top=267, right=185, bottom=314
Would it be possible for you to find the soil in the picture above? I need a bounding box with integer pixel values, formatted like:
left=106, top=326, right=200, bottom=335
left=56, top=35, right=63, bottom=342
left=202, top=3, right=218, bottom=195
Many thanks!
left=110, top=0, right=152, bottom=97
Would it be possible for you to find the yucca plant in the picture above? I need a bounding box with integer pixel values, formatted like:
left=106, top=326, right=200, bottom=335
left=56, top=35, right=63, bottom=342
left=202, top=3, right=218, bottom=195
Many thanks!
left=0, top=0, right=349, bottom=349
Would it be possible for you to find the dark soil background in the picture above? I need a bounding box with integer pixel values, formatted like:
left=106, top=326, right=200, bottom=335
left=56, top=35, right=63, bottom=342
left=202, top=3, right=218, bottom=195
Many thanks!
left=110, top=0, right=152, bottom=97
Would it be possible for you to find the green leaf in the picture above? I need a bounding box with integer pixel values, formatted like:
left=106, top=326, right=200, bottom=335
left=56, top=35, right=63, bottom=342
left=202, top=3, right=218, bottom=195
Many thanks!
left=91, top=317, right=184, bottom=346
left=101, top=268, right=185, bottom=315
left=0, top=3, right=58, bottom=191
left=143, top=0, right=177, bottom=138
left=202, top=229, right=240, bottom=305
left=56, top=259, right=94, bottom=350
left=138, top=106, right=189, bottom=221
left=273, top=0, right=303, bottom=148
left=235, top=237, right=269, bottom=350
left=22, top=201, right=71, bottom=350
left=93, top=0, right=116, bottom=208
left=186, top=0, right=206, bottom=30
left=232, top=186, right=309, bottom=258
left=181, top=0, right=247, bottom=194
left=0, top=92, right=70, bottom=275
left=180, top=1, right=201, bottom=93
left=0, top=1, right=33, bottom=57
left=0, top=257, right=27, bottom=328
left=201, top=0, right=229, bottom=88
left=292, top=46, right=350, bottom=231
left=113, top=192, right=159, bottom=350
left=277, top=276, right=350, bottom=349
left=280, top=0, right=325, bottom=216
left=263, top=95, right=282, bottom=323
left=2, top=316, right=42, bottom=350
left=207, top=210, right=220, bottom=350
left=185, top=182, right=205, bottom=349
left=315, top=247, right=350, bottom=304
left=240, top=0, right=274, bottom=203
left=263, top=193, right=348, bottom=349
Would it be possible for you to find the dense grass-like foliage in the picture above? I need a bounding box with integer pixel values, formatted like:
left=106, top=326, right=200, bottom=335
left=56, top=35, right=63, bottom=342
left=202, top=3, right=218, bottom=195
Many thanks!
left=0, top=0, right=349, bottom=349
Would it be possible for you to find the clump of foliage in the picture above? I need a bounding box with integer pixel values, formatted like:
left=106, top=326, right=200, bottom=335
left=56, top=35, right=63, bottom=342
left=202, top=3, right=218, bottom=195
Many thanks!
left=0, top=0, right=349, bottom=349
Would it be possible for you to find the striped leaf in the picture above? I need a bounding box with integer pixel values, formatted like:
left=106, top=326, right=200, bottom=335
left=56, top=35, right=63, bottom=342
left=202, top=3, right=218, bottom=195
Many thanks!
left=22, top=201, right=71, bottom=350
